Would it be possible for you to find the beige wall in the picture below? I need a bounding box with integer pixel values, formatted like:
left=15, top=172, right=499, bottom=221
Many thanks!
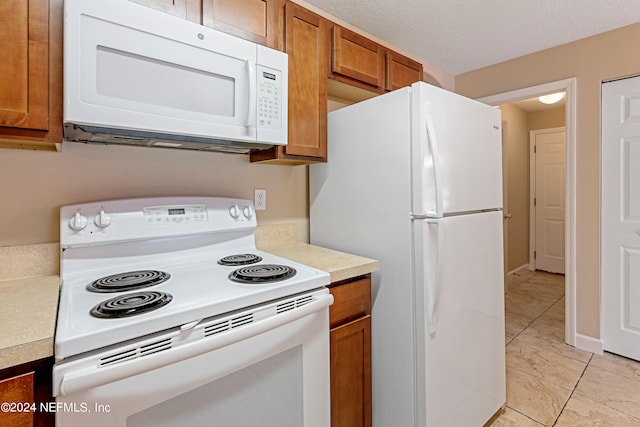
left=0, top=142, right=308, bottom=246
left=529, top=106, right=565, bottom=130
left=456, top=23, right=640, bottom=340
left=502, top=105, right=566, bottom=273
left=501, top=104, right=530, bottom=272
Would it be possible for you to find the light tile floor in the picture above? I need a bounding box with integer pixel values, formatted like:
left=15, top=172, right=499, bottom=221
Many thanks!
left=491, top=269, right=640, bottom=426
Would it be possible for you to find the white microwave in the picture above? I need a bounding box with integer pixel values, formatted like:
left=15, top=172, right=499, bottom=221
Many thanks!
left=63, top=0, right=288, bottom=153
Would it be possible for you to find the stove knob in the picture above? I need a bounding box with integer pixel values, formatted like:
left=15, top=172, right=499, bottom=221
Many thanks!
left=69, top=212, right=88, bottom=231
left=94, top=210, right=112, bottom=228
left=243, top=204, right=254, bottom=219
left=229, top=204, right=241, bottom=219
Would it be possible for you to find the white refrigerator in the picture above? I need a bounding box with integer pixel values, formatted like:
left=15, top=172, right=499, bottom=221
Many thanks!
left=310, top=82, right=506, bottom=426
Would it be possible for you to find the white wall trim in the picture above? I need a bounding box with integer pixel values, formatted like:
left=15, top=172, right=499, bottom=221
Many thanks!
left=479, top=77, right=578, bottom=348
left=575, top=333, right=604, bottom=355
left=507, top=264, right=530, bottom=276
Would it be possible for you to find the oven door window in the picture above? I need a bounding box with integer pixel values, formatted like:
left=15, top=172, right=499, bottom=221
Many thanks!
left=128, top=346, right=303, bottom=427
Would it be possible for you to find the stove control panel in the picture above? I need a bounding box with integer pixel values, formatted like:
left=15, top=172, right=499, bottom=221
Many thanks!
left=60, top=197, right=258, bottom=248
left=144, top=205, right=208, bottom=224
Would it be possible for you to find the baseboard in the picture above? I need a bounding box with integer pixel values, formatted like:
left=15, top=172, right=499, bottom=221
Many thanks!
left=507, top=264, right=530, bottom=276
left=575, top=333, right=603, bottom=355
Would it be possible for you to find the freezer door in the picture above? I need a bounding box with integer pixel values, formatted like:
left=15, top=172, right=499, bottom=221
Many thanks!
left=411, top=82, right=503, bottom=216
left=412, top=210, right=506, bottom=426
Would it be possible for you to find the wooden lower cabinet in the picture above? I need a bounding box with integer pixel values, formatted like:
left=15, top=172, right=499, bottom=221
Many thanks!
left=328, top=275, right=372, bottom=427
left=330, top=315, right=372, bottom=427
left=0, top=372, right=34, bottom=427
left=0, top=358, right=54, bottom=427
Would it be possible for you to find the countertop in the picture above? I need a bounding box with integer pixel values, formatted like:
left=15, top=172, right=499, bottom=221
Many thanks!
left=0, top=275, right=59, bottom=370
left=258, top=241, right=379, bottom=284
left=0, top=225, right=378, bottom=370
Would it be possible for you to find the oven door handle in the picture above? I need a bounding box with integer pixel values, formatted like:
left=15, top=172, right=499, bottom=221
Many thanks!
left=58, top=293, right=334, bottom=396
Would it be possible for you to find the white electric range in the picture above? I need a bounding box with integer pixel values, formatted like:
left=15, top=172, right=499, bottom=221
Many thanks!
left=53, top=196, right=332, bottom=426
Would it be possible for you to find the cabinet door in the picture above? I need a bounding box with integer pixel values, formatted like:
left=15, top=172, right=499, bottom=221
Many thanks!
left=252, top=2, right=327, bottom=163
left=283, top=3, right=327, bottom=159
left=386, top=50, right=423, bottom=91
left=202, top=0, right=282, bottom=49
left=329, top=276, right=371, bottom=328
left=0, top=0, right=49, bottom=131
left=332, top=26, right=385, bottom=91
left=128, top=0, right=201, bottom=23
left=330, top=315, right=372, bottom=427
left=0, top=372, right=34, bottom=427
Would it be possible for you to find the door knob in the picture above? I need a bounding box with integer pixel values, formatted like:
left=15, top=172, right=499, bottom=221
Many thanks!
left=504, top=213, right=513, bottom=219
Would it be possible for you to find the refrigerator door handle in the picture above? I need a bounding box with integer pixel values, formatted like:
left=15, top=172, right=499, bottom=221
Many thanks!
left=424, top=102, right=443, bottom=218
left=426, top=218, right=445, bottom=334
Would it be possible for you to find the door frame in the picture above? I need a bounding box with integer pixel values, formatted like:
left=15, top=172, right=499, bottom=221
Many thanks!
left=529, top=127, right=566, bottom=272
left=502, top=121, right=509, bottom=280
left=479, top=78, right=577, bottom=348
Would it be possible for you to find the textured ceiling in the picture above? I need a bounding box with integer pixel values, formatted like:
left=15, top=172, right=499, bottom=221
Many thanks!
left=303, top=0, right=640, bottom=75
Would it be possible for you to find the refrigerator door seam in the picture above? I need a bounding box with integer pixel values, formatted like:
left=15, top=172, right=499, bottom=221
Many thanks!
left=410, top=208, right=502, bottom=220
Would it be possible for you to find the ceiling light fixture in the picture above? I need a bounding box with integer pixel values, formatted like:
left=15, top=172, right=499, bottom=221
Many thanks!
left=538, top=92, right=564, bottom=104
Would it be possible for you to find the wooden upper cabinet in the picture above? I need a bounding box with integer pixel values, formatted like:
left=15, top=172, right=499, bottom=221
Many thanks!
left=328, top=25, right=423, bottom=94
left=331, top=26, right=385, bottom=92
left=281, top=3, right=328, bottom=160
left=130, top=0, right=283, bottom=49
left=386, top=50, right=423, bottom=91
left=0, top=0, right=62, bottom=149
left=0, top=0, right=49, bottom=131
left=251, top=2, right=328, bottom=164
left=129, top=0, right=202, bottom=23
left=202, top=0, right=283, bottom=49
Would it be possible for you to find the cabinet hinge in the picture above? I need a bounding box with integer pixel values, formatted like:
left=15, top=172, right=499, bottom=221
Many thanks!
left=534, top=197, right=536, bottom=206
left=534, top=145, right=537, bottom=154
left=534, top=250, right=537, bottom=259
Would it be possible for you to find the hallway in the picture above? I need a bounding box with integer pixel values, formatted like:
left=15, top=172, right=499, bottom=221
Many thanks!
left=493, top=270, right=640, bottom=426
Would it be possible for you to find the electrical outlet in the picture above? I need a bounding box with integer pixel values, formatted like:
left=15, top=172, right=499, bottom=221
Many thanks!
left=254, top=188, right=267, bottom=210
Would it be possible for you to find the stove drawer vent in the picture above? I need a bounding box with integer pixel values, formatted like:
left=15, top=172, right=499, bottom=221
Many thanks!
left=204, top=313, right=254, bottom=337
left=276, top=294, right=314, bottom=313
left=99, top=338, right=172, bottom=367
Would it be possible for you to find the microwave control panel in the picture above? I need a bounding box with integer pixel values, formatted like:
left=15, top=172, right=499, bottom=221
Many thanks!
left=256, top=65, right=282, bottom=130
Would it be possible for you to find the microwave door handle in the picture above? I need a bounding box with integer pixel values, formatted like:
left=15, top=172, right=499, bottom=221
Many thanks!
left=246, top=59, right=256, bottom=128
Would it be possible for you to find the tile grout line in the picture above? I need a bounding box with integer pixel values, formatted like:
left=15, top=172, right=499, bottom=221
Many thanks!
left=551, top=353, right=594, bottom=426
left=504, top=272, right=574, bottom=426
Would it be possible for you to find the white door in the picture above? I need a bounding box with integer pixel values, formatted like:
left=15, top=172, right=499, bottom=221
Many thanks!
left=530, top=128, right=565, bottom=273
left=602, top=76, right=640, bottom=362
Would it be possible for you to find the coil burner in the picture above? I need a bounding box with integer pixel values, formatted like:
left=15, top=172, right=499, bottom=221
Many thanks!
left=90, top=291, right=173, bottom=318
left=229, top=264, right=296, bottom=284
left=217, top=254, right=263, bottom=266
left=86, top=270, right=171, bottom=293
